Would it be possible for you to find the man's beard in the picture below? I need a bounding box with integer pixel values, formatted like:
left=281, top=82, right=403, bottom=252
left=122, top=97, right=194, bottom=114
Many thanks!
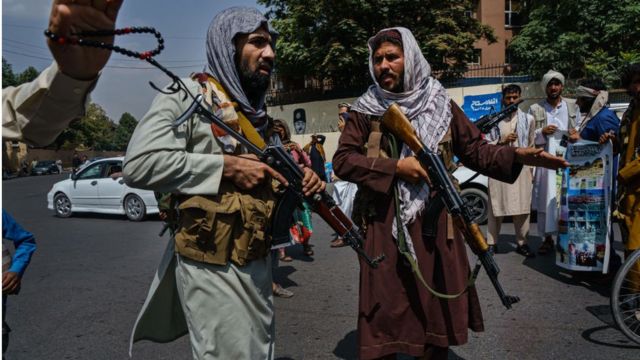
left=238, top=59, right=272, bottom=107
left=376, top=70, right=404, bottom=93
left=547, top=92, right=561, bottom=100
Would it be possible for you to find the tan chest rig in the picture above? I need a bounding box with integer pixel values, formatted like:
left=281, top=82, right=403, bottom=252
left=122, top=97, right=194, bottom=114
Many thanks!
left=172, top=74, right=277, bottom=267
left=352, top=116, right=458, bottom=239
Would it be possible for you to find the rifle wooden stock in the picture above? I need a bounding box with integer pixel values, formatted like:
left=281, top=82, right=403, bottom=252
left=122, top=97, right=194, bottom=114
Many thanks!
left=381, top=104, right=425, bottom=153
left=380, top=103, right=519, bottom=309
left=454, top=218, right=489, bottom=254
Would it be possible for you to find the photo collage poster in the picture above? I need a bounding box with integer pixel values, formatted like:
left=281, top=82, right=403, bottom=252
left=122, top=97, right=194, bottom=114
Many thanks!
left=556, top=140, right=613, bottom=273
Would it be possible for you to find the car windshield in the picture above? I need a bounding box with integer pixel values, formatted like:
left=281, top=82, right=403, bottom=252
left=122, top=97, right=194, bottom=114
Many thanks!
left=36, top=161, right=54, bottom=166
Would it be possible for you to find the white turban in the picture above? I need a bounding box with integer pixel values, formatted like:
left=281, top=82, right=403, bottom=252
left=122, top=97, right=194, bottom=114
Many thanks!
left=541, top=70, right=565, bottom=91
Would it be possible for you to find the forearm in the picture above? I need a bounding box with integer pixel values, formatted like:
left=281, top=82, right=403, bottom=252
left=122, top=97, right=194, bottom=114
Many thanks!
left=124, top=151, right=224, bottom=195
left=2, top=62, right=97, bottom=146
left=333, top=117, right=397, bottom=194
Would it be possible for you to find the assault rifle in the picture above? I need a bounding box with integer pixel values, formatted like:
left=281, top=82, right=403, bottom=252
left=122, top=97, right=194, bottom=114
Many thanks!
left=381, top=103, right=520, bottom=309
left=474, top=99, right=523, bottom=134
left=174, top=95, right=385, bottom=268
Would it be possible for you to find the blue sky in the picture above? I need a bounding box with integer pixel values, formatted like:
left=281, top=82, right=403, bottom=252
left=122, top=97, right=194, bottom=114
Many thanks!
left=2, top=0, right=267, bottom=121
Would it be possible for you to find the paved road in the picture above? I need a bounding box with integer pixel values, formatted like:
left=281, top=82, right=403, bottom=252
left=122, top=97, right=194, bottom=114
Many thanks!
left=2, top=175, right=639, bottom=359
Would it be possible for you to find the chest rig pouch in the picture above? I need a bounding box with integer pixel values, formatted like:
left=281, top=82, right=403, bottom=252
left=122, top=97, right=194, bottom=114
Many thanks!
left=353, top=117, right=457, bottom=238
left=173, top=74, right=277, bottom=267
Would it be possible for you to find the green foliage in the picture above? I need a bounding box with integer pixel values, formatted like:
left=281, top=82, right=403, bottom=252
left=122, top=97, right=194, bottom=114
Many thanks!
left=16, top=66, right=40, bottom=85
left=3, top=58, right=16, bottom=88
left=259, top=0, right=495, bottom=87
left=2, top=59, right=41, bottom=88
left=509, top=0, right=640, bottom=86
left=53, top=103, right=116, bottom=151
left=112, top=112, right=138, bottom=151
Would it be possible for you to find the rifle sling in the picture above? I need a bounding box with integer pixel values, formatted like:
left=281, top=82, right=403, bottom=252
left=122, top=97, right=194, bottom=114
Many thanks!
left=203, top=75, right=268, bottom=150
left=388, top=133, right=476, bottom=300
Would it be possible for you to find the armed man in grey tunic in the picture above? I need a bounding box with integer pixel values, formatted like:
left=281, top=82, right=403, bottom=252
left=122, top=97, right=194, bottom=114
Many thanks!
left=124, top=7, right=323, bottom=359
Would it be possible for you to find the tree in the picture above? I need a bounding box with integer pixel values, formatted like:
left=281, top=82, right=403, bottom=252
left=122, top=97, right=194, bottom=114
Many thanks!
left=258, top=0, right=496, bottom=88
left=2, top=59, right=40, bottom=89
left=3, top=58, right=16, bottom=88
left=16, top=66, right=40, bottom=85
left=509, top=0, right=640, bottom=86
left=113, top=112, right=138, bottom=151
left=52, top=103, right=116, bottom=151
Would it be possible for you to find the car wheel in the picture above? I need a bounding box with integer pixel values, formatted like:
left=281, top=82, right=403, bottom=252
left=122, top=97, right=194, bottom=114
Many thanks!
left=125, top=194, right=146, bottom=221
left=54, top=193, right=72, bottom=218
left=460, top=187, right=489, bottom=225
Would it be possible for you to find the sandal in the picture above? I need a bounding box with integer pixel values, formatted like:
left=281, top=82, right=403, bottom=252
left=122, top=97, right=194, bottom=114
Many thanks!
left=279, top=255, right=293, bottom=262
left=537, top=237, right=554, bottom=255
left=303, top=244, right=314, bottom=256
left=273, top=284, right=294, bottom=298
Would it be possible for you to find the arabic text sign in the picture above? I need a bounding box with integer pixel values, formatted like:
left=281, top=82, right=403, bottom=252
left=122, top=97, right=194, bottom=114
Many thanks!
left=461, top=92, right=502, bottom=122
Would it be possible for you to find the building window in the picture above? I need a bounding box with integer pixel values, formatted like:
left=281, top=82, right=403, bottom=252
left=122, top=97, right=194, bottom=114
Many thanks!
left=505, top=48, right=514, bottom=64
left=505, top=0, right=523, bottom=28
left=466, top=0, right=479, bottom=19
left=470, top=49, right=482, bottom=65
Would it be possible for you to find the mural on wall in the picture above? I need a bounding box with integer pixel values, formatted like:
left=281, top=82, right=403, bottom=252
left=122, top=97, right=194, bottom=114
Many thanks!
left=461, top=92, right=502, bottom=122
left=293, top=108, right=307, bottom=134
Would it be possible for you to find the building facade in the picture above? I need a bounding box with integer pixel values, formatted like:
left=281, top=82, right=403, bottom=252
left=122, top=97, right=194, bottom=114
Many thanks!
left=472, top=0, right=524, bottom=66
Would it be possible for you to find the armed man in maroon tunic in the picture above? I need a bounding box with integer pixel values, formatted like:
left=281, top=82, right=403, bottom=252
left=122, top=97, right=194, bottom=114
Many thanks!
left=333, top=27, right=569, bottom=360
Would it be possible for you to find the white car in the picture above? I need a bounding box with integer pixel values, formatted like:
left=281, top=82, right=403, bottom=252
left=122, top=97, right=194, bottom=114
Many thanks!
left=453, top=165, right=489, bottom=224
left=47, top=157, right=159, bottom=221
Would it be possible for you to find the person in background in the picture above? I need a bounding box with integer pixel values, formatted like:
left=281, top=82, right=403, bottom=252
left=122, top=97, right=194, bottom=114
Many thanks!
left=529, top=70, right=581, bottom=255
left=331, top=102, right=356, bottom=248
left=574, top=78, right=620, bottom=143
left=3, top=0, right=124, bottom=147
left=337, top=102, right=351, bottom=132
left=71, top=152, right=82, bottom=172
left=30, top=158, right=39, bottom=174
left=3, top=210, right=37, bottom=354
left=616, top=63, right=640, bottom=287
left=485, top=84, right=536, bottom=257
left=81, top=155, right=89, bottom=166
left=273, top=118, right=315, bottom=261
left=304, top=134, right=328, bottom=182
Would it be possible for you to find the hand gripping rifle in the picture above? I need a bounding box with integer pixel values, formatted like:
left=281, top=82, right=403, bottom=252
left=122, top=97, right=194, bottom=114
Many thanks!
left=381, top=104, right=519, bottom=309
left=177, top=95, right=385, bottom=268
left=474, top=99, right=524, bottom=134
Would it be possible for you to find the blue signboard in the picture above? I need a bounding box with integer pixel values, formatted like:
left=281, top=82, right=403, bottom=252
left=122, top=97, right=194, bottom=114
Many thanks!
left=462, top=92, right=502, bottom=122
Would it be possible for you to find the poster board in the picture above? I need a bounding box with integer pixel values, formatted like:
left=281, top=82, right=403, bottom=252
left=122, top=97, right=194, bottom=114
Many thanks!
left=556, top=140, right=613, bottom=273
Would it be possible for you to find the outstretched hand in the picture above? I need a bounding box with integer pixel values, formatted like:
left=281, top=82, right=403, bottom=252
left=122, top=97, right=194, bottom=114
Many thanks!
left=515, top=147, right=569, bottom=170
left=48, top=0, right=124, bottom=80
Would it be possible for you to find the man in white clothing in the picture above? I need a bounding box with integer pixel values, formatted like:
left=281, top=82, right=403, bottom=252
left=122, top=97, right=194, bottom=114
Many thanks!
left=529, top=70, right=581, bottom=254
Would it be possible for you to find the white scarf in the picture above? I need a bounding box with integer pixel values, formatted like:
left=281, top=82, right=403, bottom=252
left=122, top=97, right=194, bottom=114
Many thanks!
left=576, top=86, right=609, bottom=132
left=351, top=27, right=452, bottom=258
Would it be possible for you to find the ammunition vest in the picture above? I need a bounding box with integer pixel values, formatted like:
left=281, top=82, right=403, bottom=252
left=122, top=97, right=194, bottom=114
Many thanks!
left=171, top=74, right=277, bottom=267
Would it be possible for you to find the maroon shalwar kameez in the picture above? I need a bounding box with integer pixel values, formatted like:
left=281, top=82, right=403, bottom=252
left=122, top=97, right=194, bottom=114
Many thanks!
left=333, top=102, right=522, bottom=359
